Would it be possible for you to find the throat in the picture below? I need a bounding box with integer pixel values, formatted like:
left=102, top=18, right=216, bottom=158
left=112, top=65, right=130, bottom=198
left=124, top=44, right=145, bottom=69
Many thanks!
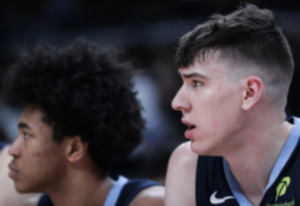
left=50, top=176, right=114, bottom=206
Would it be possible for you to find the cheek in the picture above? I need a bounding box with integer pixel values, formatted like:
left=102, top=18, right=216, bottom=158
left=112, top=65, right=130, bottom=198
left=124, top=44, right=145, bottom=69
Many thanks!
left=18, top=149, right=65, bottom=192
left=31, top=151, right=49, bottom=168
left=216, top=86, right=242, bottom=114
left=201, top=99, right=241, bottom=133
left=27, top=149, right=66, bottom=183
left=29, top=145, right=63, bottom=168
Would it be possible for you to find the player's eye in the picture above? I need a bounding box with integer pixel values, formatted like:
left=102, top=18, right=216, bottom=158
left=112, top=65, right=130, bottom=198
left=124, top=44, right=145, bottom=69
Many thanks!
left=23, top=132, right=31, bottom=139
left=193, top=80, right=203, bottom=87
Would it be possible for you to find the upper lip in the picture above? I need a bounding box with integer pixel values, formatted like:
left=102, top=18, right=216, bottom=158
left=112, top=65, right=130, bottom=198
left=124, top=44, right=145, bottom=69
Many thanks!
left=181, top=118, right=195, bottom=129
left=8, top=162, right=18, bottom=173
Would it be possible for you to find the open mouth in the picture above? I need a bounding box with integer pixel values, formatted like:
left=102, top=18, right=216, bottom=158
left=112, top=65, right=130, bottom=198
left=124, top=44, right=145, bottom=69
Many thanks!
left=184, top=123, right=196, bottom=139
left=181, top=119, right=196, bottom=139
left=188, top=125, right=196, bottom=130
left=182, top=119, right=196, bottom=130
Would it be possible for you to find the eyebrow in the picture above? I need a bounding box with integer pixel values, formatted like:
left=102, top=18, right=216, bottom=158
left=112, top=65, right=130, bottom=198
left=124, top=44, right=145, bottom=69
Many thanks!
left=18, top=122, right=32, bottom=130
left=178, top=70, right=208, bottom=80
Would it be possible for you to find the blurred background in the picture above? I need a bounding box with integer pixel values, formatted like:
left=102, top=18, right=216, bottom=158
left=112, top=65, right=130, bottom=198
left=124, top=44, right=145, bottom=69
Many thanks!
left=0, top=0, right=300, bottom=183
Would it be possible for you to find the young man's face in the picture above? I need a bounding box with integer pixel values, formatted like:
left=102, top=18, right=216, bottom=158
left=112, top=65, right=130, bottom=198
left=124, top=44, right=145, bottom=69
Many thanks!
left=8, top=105, right=67, bottom=193
left=172, top=53, right=245, bottom=156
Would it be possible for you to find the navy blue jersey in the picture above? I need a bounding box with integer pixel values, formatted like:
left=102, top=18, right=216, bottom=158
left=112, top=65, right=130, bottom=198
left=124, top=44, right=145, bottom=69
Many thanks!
left=115, top=179, right=161, bottom=206
left=196, top=117, right=300, bottom=205
left=38, top=177, right=161, bottom=206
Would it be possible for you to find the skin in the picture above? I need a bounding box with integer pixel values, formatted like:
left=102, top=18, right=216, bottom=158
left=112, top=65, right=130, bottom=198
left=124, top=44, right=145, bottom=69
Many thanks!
left=165, top=142, right=197, bottom=206
left=8, top=105, right=164, bottom=206
left=0, top=146, right=40, bottom=206
left=171, top=53, right=245, bottom=157
left=165, top=52, right=292, bottom=206
left=131, top=186, right=165, bottom=206
left=8, top=105, right=68, bottom=194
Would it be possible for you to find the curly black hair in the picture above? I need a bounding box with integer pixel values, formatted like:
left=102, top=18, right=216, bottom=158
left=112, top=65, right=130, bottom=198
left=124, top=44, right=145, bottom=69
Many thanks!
left=1, top=38, right=145, bottom=175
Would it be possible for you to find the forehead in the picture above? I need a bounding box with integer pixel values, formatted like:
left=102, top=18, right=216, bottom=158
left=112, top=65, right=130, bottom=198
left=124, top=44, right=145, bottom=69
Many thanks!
left=178, top=52, right=228, bottom=78
left=18, top=105, right=51, bottom=131
left=19, top=105, right=44, bottom=121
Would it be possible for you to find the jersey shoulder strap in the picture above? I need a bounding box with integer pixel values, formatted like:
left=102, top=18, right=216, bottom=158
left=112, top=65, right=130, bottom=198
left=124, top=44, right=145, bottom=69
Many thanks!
left=116, top=179, right=162, bottom=206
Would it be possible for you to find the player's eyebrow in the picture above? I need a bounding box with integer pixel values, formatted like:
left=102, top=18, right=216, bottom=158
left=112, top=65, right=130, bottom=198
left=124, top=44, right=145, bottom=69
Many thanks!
left=178, top=70, right=208, bottom=80
left=18, top=122, right=32, bottom=130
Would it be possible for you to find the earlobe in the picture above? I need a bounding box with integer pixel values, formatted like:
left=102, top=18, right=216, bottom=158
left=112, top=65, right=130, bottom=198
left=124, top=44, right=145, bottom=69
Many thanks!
left=241, top=76, right=264, bottom=111
left=66, top=136, right=88, bottom=163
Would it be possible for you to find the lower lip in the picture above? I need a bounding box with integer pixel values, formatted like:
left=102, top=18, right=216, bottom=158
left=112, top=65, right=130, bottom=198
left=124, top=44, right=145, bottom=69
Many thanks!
left=184, top=128, right=195, bottom=139
left=8, top=169, right=18, bottom=179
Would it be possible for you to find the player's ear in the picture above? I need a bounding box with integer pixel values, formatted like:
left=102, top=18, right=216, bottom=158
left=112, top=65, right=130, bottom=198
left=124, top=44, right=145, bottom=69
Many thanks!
left=241, top=76, right=264, bottom=111
left=66, top=136, right=88, bottom=162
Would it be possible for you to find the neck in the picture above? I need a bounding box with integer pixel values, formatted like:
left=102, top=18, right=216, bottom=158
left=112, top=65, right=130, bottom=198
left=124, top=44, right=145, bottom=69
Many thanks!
left=224, top=111, right=292, bottom=205
left=48, top=170, right=114, bottom=206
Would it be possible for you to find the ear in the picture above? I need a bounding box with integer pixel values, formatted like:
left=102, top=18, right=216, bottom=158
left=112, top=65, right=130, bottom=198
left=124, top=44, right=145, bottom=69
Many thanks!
left=65, top=136, right=88, bottom=163
left=241, top=76, right=264, bottom=111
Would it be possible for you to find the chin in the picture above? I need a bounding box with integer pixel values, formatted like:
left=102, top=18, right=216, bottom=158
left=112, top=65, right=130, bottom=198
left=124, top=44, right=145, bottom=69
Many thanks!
left=15, top=185, right=36, bottom=194
left=190, top=141, right=217, bottom=156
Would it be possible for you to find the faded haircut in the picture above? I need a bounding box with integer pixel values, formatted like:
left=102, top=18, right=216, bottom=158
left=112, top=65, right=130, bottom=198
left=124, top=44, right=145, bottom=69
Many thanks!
left=175, top=4, right=294, bottom=107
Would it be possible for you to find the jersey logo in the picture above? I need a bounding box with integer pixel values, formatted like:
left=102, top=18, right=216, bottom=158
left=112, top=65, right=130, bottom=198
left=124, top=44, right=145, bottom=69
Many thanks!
left=209, top=191, right=235, bottom=204
left=275, top=176, right=291, bottom=202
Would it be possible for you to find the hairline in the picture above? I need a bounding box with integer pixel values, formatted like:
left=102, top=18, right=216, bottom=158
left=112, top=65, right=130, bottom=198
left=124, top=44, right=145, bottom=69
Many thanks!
left=191, top=48, right=290, bottom=110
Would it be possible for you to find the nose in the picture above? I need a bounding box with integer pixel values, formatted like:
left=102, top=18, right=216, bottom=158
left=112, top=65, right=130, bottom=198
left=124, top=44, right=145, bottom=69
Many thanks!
left=8, top=136, right=21, bottom=158
left=171, top=86, right=191, bottom=112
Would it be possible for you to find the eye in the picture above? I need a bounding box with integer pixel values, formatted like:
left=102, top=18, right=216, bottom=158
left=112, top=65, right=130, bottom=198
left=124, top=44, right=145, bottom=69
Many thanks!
left=23, top=132, right=31, bottom=139
left=193, top=80, right=203, bottom=87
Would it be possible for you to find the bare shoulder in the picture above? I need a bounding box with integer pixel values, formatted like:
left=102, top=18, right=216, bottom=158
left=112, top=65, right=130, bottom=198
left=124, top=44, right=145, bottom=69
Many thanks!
left=0, top=146, right=41, bottom=206
left=165, top=141, right=198, bottom=206
left=130, top=185, right=165, bottom=206
left=170, top=141, right=197, bottom=161
left=167, top=141, right=198, bottom=176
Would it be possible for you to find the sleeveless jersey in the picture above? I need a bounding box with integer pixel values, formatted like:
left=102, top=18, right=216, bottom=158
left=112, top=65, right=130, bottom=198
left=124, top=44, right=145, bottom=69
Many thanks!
left=37, top=176, right=161, bottom=206
left=196, top=116, right=300, bottom=205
